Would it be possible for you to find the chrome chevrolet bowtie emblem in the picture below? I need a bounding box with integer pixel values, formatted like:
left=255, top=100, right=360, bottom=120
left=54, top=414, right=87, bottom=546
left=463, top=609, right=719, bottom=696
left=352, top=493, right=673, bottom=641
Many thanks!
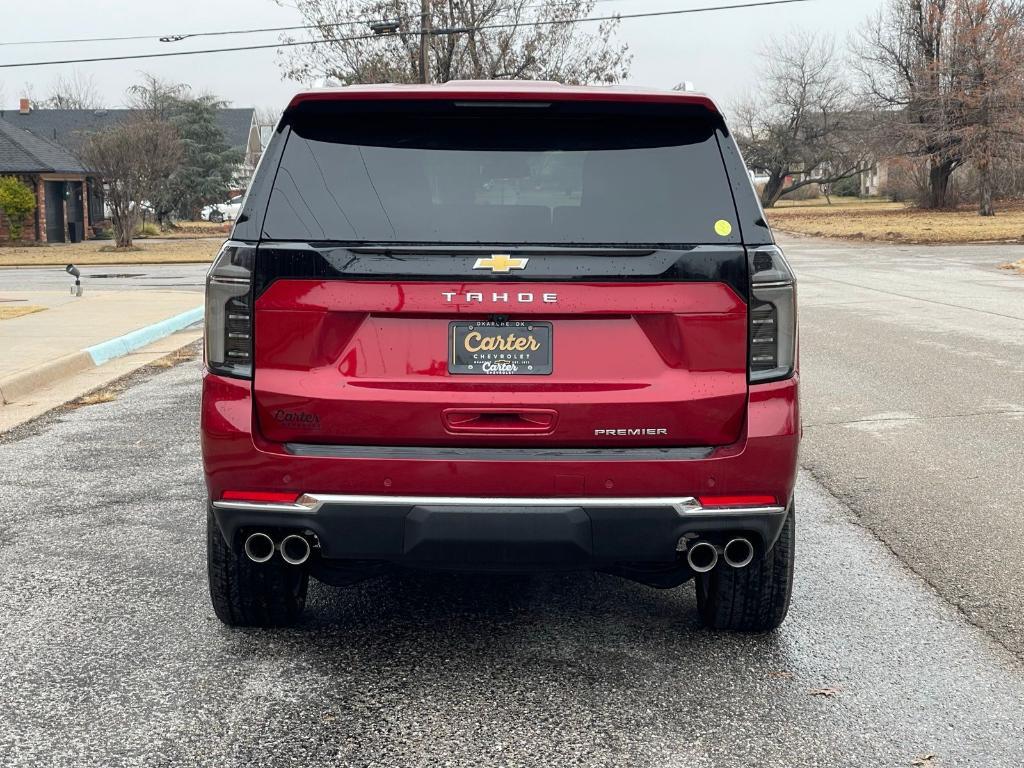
left=473, top=254, right=528, bottom=273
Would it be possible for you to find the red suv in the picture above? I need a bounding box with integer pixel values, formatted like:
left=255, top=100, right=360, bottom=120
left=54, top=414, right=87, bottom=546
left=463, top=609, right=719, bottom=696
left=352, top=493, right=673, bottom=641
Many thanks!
left=203, top=82, right=799, bottom=630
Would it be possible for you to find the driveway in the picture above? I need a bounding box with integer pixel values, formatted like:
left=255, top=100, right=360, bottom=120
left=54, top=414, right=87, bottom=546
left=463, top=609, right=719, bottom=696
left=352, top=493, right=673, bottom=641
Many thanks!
left=780, top=234, right=1024, bottom=656
left=2, top=352, right=1024, bottom=766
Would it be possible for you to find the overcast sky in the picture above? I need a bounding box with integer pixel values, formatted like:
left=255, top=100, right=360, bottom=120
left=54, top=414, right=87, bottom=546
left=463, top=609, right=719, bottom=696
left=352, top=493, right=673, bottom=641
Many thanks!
left=0, top=0, right=883, bottom=116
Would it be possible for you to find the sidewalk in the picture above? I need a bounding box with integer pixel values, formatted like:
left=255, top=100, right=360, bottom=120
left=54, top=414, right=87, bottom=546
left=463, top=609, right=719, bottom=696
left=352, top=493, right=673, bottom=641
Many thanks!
left=0, top=289, right=202, bottom=429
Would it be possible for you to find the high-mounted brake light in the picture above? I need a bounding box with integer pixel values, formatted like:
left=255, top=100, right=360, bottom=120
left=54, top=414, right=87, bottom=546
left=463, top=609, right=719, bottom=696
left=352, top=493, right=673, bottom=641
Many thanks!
left=205, top=242, right=255, bottom=379
left=748, top=245, right=797, bottom=382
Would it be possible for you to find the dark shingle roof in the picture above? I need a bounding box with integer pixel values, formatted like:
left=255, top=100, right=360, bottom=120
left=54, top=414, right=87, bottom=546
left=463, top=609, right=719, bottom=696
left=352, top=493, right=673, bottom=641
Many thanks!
left=0, top=117, right=88, bottom=173
left=0, top=107, right=255, bottom=153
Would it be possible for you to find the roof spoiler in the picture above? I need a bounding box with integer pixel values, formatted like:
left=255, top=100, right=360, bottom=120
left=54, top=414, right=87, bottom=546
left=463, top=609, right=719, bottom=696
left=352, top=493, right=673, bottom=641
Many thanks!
left=284, top=85, right=720, bottom=115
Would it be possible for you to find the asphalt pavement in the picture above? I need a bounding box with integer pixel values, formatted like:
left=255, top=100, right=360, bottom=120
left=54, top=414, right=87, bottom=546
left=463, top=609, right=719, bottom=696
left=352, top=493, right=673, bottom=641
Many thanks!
left=779, top=235, right=1024, bottom=657
left=2, top=353, right=1024, bottom=767
left=1, top=236, right=1023, bottom=766
left=0, top=263, right=209, bottom=293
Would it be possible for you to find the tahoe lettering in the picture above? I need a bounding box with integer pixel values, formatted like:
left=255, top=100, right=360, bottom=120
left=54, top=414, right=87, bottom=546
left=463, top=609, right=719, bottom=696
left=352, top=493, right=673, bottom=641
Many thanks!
left=442, top=291, right=558, bottom=304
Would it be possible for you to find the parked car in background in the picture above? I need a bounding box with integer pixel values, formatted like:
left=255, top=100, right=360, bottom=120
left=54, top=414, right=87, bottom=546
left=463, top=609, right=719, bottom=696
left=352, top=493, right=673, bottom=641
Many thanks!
left=201, top=194, right=245, bottom=222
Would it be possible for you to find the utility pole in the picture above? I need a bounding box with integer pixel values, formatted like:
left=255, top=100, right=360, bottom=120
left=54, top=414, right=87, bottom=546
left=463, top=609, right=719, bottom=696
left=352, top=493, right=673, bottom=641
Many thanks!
left=419, top=0, right=431, bottom=84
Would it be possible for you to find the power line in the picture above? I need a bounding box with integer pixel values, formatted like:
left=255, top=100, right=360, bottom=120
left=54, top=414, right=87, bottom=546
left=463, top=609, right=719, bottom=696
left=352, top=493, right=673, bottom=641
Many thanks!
left=0, top=0, right=813, bottom=70
left=0, top=0, right=648, bottom=48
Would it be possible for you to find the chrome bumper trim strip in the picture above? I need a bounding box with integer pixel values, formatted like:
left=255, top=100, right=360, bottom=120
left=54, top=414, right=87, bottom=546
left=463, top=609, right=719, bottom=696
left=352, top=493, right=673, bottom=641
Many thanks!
left=212, top=494, right=787, bottom=518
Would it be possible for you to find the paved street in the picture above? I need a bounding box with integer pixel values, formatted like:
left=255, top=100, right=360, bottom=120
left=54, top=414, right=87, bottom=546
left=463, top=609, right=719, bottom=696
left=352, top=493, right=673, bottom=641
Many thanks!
left=0, top=263, right=208, bottom=293
left=780, top=235, right=1024, bottom=656
left=1, top=358, right=1024, bottom=767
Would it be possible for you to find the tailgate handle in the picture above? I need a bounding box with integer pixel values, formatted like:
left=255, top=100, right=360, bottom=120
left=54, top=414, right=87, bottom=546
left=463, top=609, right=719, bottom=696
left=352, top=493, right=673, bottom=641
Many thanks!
left=442, top=408, right=558, bottom=434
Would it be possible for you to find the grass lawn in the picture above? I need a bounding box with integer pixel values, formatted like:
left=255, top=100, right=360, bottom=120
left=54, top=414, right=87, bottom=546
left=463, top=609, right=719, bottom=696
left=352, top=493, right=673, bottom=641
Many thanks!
left=0, top=237, right=222, bottom=267
left=0, top=305, right=46, bottom=320
left=767, top=197, right=1024, bottom=244
left=151, top=220, right=231, bottom=238
left=3, top=206, right=1022, bottom=265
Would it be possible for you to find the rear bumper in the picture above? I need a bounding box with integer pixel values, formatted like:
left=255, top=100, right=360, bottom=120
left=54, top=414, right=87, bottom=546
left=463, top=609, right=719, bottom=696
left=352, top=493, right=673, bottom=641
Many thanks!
left=202, top=371, right=799, bottom=565
left=211, top=493, right=790, bottom=567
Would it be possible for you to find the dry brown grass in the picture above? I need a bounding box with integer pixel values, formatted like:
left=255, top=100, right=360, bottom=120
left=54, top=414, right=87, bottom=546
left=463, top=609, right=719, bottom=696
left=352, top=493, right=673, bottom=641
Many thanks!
left=70, top=388, right=119, bottom=407
left=0, top=305, right=46, bottom=320
left=0, top=238, right=222, bottom=267
left=773, top=196, right=905, bottom=210
left=148, top=343, right=201, bottom=369
left=130, top=220, right=231, bottom=239
left=169, top=220, right=232, bottom=237
left=768, top=198, right=1024, bottom=243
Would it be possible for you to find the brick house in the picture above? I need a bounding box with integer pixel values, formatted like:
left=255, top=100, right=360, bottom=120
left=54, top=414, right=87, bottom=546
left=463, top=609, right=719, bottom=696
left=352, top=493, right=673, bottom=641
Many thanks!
left=2, top=101, right=263, bottom=189
left=0, top=115, right=100, bottom=243
left=0, top=99, right=262, bottom=242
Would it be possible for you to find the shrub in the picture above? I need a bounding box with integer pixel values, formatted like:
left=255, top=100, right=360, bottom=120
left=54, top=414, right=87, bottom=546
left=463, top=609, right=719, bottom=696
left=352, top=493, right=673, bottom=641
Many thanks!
left=133, top=221, right=161, bottom=237
left=0, top=176, right=36, bottom=241
left=786, top=183, right=822, bottom=201
left=831, top=175, right=862, bottom=198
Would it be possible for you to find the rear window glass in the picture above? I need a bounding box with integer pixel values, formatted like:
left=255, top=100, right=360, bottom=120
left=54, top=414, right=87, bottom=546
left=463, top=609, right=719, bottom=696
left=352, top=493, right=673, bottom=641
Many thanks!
left=263, top=111, right=738, bottom=245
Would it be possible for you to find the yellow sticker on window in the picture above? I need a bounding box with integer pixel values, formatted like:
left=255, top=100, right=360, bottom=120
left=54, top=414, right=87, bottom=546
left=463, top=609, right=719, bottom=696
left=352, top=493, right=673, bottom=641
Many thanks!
left=714, top=219, right=733, bottom=237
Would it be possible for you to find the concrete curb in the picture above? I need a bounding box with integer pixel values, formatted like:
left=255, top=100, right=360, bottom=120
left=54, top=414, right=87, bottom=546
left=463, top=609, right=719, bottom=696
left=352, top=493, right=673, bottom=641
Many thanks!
left=0, top=306, right=203, bottom=405
left=0, top=351, right=94, bottom=405
left=85, top=306, right=204, bottom=366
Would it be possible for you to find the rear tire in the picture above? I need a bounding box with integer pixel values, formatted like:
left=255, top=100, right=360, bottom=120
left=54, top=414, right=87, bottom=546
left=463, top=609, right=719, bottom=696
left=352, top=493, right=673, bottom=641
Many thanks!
left=694, top=502, right=795, bottom=631
left=207, top=507, right=309, bottom=627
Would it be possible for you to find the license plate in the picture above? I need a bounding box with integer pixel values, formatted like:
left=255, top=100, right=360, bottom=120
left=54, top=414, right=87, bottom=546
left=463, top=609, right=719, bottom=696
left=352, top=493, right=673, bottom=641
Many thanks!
left=449, top=321, right=552, bottom=375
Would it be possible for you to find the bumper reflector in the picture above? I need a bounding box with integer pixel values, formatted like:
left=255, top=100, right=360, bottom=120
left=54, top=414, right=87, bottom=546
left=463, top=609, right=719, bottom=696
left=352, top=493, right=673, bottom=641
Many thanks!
left=221, top=490, right=301, bottom=504
left=698, top=494, right=777, bottom=507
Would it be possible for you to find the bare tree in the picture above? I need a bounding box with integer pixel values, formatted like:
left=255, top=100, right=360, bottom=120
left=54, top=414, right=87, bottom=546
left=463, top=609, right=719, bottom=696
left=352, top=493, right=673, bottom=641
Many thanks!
left=276, top=0, right=630, bottom=85
left=950, top=0, right=1024, bottom=215
left=79, top=116, right=181, bottom=248
left=732, top=30, right=869, bottom=208
left=255, top=106, right=281, bottom=129
left=852, top=0, right=968, bottom=208
left=40, top=71, right=104, bottom=110
left=126, top=74, right=190, bottom=119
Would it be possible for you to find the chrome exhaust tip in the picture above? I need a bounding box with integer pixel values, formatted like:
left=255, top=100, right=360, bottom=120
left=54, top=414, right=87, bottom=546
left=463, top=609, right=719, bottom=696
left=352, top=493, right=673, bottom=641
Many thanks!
left=280, top=534, right=312, bottom=566
left=686, top=541, right=719, bottom=573
left=243, top=532, right=275, bottom=564
left=723, top=537, right=754, bottom=569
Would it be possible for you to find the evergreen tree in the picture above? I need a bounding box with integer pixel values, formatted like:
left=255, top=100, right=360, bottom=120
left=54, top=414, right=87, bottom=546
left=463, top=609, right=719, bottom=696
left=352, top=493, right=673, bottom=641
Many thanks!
left=165, top=95, right=242, bottom=220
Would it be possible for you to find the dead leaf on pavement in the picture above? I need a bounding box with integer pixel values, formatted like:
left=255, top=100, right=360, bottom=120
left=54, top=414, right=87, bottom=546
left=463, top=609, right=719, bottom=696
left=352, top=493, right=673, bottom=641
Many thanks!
left=149, top=345, right=198, bottom=368
left=69, top=388, right=119, bottom=407
left=808, top=686, right=842, bottom=698
left=911, top=754, right=937, bottom=767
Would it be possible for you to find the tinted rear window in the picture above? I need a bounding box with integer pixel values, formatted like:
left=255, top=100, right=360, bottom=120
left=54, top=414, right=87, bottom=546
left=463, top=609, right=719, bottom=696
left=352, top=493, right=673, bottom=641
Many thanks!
left=264, top=110, right=739, bottom=245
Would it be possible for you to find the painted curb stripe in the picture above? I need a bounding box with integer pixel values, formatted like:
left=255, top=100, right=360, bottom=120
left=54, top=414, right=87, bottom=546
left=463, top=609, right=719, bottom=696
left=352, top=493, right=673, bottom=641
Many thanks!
left=85, top=306, right=204, bottom=366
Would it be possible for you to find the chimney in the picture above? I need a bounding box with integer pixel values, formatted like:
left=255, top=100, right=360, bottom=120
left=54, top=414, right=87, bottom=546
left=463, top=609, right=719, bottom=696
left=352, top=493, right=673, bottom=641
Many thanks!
left=19, top=98, right=31, bottom=115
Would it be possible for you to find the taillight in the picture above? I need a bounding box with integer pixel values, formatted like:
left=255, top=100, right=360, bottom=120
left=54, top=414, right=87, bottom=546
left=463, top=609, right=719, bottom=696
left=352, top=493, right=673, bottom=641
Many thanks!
left=205, top=241, right=255, bottom=379
left=748, top=245, right=796, bottom=382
